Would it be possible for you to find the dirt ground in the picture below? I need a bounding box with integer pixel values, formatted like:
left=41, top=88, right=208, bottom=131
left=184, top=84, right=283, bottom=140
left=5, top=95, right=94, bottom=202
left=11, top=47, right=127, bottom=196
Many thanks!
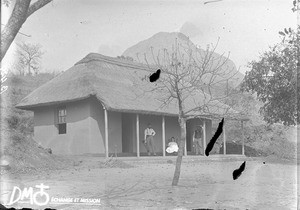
left=1, top=155, right=298, bottom=210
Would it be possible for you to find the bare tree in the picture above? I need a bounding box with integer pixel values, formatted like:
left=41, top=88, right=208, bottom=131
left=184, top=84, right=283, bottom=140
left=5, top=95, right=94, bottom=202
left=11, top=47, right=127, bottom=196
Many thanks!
left=1, top=0, right=52, bottom=61
left=16, top=42, right=43, bottom=75
left=141, top=39, right=239, bottom=186
left=14, top=62, right=25, bottom=76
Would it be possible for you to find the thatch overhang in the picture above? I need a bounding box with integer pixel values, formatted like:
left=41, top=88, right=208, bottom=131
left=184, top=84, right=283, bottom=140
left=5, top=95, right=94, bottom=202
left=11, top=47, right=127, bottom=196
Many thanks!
left=16, top=53, right=249, bottom=121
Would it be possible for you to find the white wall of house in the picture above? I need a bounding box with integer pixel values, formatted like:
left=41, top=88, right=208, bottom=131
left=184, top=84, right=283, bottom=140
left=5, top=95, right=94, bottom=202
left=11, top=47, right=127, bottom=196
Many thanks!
left=34, top=98, right=104, bottom=155
left=33, top=96, right=213, bottom=155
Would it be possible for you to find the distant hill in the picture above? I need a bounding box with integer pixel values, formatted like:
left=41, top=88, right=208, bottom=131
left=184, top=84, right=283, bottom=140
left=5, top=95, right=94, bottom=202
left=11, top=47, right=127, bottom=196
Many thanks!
left=1, top=73, right=56, bottom=131
left=122, top=32, right=244, bottom=92
left=1, top=73, right=54, bottom=112
left=3, top=73, right=56, bottom=107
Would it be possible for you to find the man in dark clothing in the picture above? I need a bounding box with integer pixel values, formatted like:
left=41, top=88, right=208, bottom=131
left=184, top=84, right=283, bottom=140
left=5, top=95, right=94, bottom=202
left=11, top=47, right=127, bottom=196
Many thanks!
left=193, top=125, right=203, bottom=155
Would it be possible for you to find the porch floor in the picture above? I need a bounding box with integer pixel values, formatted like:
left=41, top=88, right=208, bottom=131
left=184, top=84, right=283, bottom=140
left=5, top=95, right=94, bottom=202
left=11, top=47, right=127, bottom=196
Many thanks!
left=81, top=152, right=246, bottom=161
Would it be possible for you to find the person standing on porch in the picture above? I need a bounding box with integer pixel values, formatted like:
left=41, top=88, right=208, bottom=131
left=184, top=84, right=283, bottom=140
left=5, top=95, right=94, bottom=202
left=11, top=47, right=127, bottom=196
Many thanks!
left=144, top=123, right=156, bottom=156
left=193, top=125, right=203, bottom=155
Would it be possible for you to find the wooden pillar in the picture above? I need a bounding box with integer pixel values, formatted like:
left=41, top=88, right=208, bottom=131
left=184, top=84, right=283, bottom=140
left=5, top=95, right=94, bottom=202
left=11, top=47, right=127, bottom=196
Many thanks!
left=184, top=120, right=187, bottom=156
left=203, top=120, right=206, bottom=154
left=223, top=119, right=226, bottom=155
left=241, top=120, right=245, bottom=155
left=162, top=116, right=166, bottom=157
left=104, top=108, right=109, bottom=158
left=136, top=114, right=140, bottom=157
left=184, top=140, right=187, bottom=156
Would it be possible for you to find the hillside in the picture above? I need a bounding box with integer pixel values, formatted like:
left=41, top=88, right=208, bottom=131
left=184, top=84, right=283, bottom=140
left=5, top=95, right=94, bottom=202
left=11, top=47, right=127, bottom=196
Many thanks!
left=1, top=73, right=72, bottom=175
left=1, top=73, right=56, bottom=126
left=1, top=73, right=56, bottom=110
left=122, top=32, right=244, bottom=89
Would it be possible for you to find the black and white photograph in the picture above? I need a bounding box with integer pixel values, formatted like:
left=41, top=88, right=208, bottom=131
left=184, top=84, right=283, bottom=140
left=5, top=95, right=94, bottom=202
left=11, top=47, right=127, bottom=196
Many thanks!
left=0, top=0, right=298, bottom=209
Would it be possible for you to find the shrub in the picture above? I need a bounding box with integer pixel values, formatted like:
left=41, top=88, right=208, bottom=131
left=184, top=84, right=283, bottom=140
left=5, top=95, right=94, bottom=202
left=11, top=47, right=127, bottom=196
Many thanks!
left=219, top=142, right=267, bottom=157
left=5, top=111, right=34, bottom=135
left=10, top=132, right=25, bottom=146
left=225, top=123, right=296, bottom=160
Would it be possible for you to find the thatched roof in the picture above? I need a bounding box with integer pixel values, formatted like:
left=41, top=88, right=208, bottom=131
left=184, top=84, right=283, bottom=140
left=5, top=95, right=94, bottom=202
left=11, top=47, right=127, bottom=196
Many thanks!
left=16, top=53, right=248, bottom=120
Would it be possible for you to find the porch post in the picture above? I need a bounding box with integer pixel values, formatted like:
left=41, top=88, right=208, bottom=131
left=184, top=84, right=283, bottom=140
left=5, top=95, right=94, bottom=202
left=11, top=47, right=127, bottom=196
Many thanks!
left=184, top=120, right=187, bottom=156
left=104, top=108, right=109, bottom=158
left=203, top=120, right=206, bottom=154
left=184, top=140, right=187, bottom=156
left=136, top=114, right=140, bottom=157
left=223, top=119, right=226, bottom=155
left=241, top=120, right=245, bottom=155
left=162, top=116, right=166, bottom=157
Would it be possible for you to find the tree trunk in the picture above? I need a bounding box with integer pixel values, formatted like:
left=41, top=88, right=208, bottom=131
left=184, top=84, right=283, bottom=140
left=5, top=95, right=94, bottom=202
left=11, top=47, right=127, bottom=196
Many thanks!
left=172, top=117, right=186, bottom=186
left=1, top=0, right=53, bottom=61
left=1, top=0, right=31, bottom=61
left=27, top=63, right=31, bottom=75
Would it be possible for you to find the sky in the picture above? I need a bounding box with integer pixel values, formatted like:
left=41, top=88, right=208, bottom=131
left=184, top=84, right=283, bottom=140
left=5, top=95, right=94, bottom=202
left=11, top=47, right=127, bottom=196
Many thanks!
left=1, top=0, right=297, bottom=75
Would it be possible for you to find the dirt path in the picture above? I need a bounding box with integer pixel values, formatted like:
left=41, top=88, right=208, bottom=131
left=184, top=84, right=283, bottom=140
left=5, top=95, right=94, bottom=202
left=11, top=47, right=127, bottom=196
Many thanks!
left=1, top=156, right=297, bottom=210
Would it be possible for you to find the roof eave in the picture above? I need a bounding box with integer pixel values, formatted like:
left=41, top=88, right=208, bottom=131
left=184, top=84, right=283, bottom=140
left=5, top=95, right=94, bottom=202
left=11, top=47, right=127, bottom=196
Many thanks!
left=15, top=95, right=93, bottom=110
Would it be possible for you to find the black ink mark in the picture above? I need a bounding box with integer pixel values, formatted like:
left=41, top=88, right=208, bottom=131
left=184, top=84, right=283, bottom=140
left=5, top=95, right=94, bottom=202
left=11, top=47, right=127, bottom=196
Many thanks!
left=233, top=161, right=246, bottom=180
left=149, top=69, right=161, bottom=82
left=205, top=118, right=224, bottom=156
left=263, top=162, right=265, bottom=164
left=204, top=0, right=223, bottom=4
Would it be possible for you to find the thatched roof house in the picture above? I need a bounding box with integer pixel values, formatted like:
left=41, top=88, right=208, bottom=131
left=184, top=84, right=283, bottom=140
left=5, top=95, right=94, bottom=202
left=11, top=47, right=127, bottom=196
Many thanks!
left=16, top=53, right=247, bottom=156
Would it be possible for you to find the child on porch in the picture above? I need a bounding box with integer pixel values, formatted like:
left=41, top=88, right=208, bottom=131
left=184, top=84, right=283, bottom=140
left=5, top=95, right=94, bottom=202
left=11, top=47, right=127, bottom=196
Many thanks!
left=166, top=137, right=179, bottom=153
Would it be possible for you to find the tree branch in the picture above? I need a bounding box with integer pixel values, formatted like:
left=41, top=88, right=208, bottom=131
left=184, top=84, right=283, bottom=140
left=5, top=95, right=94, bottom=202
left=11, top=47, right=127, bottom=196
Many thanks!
left=27, top=0, right=53, bottom=18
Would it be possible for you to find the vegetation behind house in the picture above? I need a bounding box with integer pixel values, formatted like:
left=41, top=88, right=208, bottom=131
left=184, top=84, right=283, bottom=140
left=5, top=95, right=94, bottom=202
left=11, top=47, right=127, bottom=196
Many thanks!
left=1, top=73, right=73, bottom=174
left=220, top=88, right=297, bottom=160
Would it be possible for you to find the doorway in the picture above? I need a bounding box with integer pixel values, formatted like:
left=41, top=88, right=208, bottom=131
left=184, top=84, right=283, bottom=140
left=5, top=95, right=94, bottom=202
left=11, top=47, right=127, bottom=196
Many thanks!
left=186, top=118, right=203, bottom=152
left=121, top=113, right=136, bottom=153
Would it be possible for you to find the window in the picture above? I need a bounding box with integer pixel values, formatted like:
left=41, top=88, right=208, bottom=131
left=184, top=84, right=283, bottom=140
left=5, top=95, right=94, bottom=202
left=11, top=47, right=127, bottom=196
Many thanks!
left=57, top=107, right=67, bottom=134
